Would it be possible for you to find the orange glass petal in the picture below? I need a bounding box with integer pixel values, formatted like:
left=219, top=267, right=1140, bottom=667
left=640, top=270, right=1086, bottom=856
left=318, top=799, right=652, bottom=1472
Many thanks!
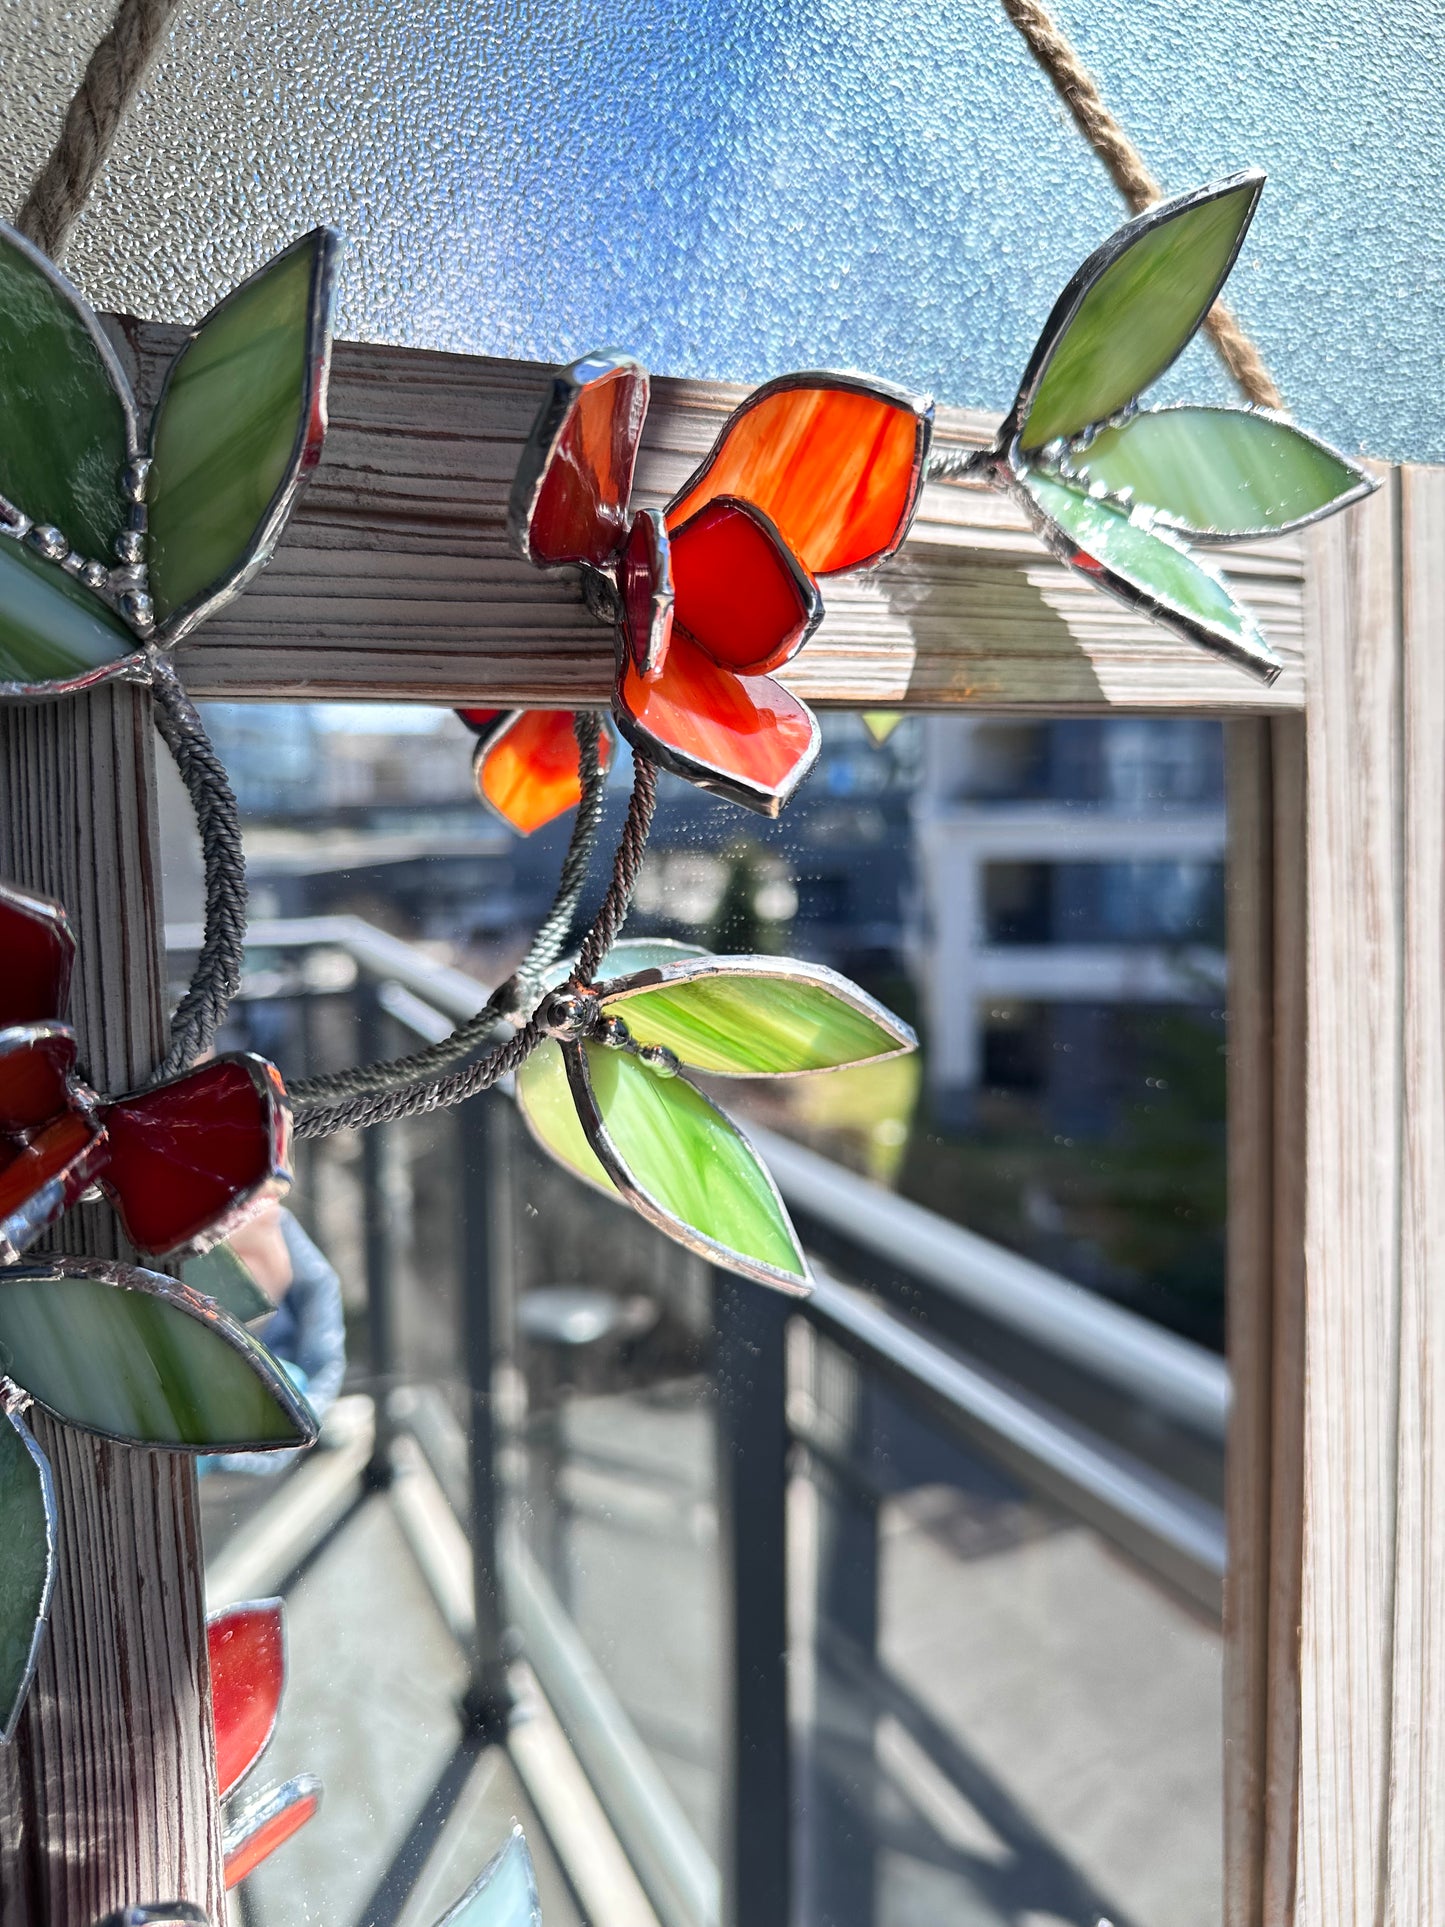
left=666, top=380, right=927, bottom=576
left=0, top=1110, right=107, bottom=1261
left=527, top=363, right=648, bottom=569
left=99, top=1056, right=290, bottom=1256
left=475, top=709, right=612, bottom=836
left=223, top=1777, right=321, bottom=1888
left=0, top=881, right=74, bottom=1025
left=614, top=628, right=819, bottom=815
left=0, top=1027, right=77, bottom=1133
left=670, top=498, right=818, bottom=675
left=209, top=1600, right=285, bottom=1799
left=620, top=509, right=673, bottom=678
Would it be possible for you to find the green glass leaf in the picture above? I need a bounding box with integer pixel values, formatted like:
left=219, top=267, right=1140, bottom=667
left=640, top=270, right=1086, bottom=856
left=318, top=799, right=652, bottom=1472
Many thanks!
left=0, top=540, right=141, bottom=695
left=181, top=1243, right=272, bottom=1323
left=862, top=711, right=903, bottom=745
left=1014, top=467, right=1281, bottom=683
left=432, top=1827, right=542, bottom=1927
left=148, top=229, right=336, bottom=637
left=515, top=1037, right=620, bottom=1197
left=541, top=938, right=709, bottom=991
left=568, top=1042, right=809, bottom=1292
left=0, top=224, right=136, bottom=561
left=1066, top=406, right=1374, bottom=540
left=0, top=1406, right=54, bottom=1742
left=0, top=1263, right=317, bottom=1451
left=601, top=956, right=915, bottom=1075
left=1018, top=174, right=1263, bottom=451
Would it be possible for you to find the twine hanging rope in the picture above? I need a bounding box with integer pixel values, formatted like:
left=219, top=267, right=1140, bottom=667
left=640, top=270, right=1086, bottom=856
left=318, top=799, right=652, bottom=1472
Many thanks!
left=14, top=0, right=184, bottom=260
left=997, top=0, right=1283, bottom=410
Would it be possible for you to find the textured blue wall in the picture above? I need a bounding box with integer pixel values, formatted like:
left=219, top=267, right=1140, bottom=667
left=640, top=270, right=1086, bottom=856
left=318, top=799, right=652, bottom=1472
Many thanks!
left=11, top=0, right=1442, bottom=460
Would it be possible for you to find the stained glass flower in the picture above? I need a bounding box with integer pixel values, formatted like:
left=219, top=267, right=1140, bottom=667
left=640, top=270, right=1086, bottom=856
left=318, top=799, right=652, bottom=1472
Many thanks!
left=507, top=354, right=934, bottom=816
left=515, top=940, right=915, bottom=1290
left=0, top=879, right=292, bottom=1264
left=208, top=1598, right=322, bottom=1888
left=0, top=219, right=336, bottom=698
left=964, top=171, right=1373, bottom=680
left=457, top=706, right=614, bottom=835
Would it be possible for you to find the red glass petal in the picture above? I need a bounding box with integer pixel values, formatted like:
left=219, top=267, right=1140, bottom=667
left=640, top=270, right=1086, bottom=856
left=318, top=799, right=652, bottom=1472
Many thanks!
left=474, top=710, right=613, bottom=837
left=456, top=707, right=504, bottom=734
left=209, top=1599, right=286, bottom=1799
left=223, top=1776, right=321, bottom=1889
left=98, top=1055, right=291, bottom=1256
left=666, top=378, right=930, bottom=577
left=0, top=1111, right=107, bottom=1263
left=0, top=1025, right=78, bottom=1133
left=0, top=881, right=75, bottom=1025
left=619, top=509, right=674, bottom=679
left=670, top=497, right=819, bottom=675
left=519, top=355, right=648, bottom=570
left=613, top=628, right=820, bottom=816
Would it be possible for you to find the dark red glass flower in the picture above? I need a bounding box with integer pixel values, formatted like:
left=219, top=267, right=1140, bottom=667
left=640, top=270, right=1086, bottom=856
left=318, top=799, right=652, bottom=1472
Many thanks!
left=0, top=880, right=292, bottom=1264
left=508, top=357, right=933, bottom=814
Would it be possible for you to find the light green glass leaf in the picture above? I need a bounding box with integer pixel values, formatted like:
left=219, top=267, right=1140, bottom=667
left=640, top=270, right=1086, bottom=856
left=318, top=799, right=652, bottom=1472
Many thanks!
left=1067, top=406, right=1373, bottom=539
left=0, top=1264, right=316, bottom=1450
left=601, top=957, right=915, bottom=1075
left=0, top=540, right=141, bottom=694
left=0, top=1406, right=54, bottom=1742
left=515, top=1038, right=617, bottom=1195
left=181, top=1243, right=272, bottom=1323
left=862, top=711, right=903, bottom=745
left=433, top=1827, right=542, bottom=1927
left=148, top=229, right=335, bottom=635
left=1019, top=174, right=1263, bottom=451
left=570, top=1042, right=809, bottom=1292
left=0, top=224, right=135, bottom=561
left=1015, top=468, right=1280, bottom=683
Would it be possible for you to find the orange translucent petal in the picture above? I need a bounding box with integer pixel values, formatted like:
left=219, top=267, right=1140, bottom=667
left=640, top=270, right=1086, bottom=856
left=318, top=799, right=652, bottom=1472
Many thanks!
left=666, top=380, right=927, bottom=576
left=223, top=1782, right=320, bottom=1889
left=476, top=710, right=613, bottom=836
left=527, top=363, right=647, bottom=569
left=209, top=1600, right=285, bottom=1799
left=614, top=629, right=819, bottom=815
left=671, top=499, right=819, bottom=675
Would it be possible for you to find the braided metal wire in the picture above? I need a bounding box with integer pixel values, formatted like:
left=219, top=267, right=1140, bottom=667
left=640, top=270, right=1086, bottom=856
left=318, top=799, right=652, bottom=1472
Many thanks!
left=288, top=713, right=607, bottom=1107
left=293, top=746, right=659, bottom=1139
left=148, top=654, right=248, bottom=1081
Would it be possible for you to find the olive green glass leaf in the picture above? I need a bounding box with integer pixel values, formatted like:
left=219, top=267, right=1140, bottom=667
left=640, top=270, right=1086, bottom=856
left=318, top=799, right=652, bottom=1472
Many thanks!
left=599, top=955, right=915, bottom=1076
left=0, top=224, right=137, bottom=561
left=1016, top=173, right=1263, bottom=451
left=431, top=1826, right=542, bottom=1927
left=0, top=540, right=143, bottom=695
left=148, top=228, right=337, bottom=639
left=181, top=1242, right=273, bottom=1323
left=1064, top=405, right=1374, bottom=540
left=0, top=1262, right=317, bottom=1451
left=0, top=1404, right=55, bottom=1743
left=1013, top=468, right=1281, bottom=682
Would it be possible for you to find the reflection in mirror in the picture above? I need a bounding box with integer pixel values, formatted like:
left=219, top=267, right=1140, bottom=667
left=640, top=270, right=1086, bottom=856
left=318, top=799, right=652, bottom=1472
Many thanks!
left=170, top=702, right=1227, bottom=1927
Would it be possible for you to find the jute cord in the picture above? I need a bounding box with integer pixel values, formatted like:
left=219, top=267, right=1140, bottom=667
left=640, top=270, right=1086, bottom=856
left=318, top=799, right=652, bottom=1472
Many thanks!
left=998, top=0, right=1282, bottom=411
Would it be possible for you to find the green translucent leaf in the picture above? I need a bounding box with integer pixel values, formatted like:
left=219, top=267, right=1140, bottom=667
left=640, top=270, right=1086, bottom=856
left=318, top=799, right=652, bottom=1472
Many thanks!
left=0, top=540, right=140, bottom=693
left=571, top=1043, right=809, bottom=1291
left=862, top=711, right=903, bottom=745
left=0, top=224, right=134, bottom=560
left=515, top=1038, right=617, bottom=1195
left=1015, top=468, right=1280, bottom=682
left=432, top=1828, right=542, bottom=1927
left=1019, top=174, right=1262, bottom=451
left=181, top=1243, right=272, bottom=1323
left=1067, top=406, right=1372, bottom=539
left=149, top=229, right=334, bottom=634
left=602, top=957, right=914, bottom=1075
left=0, top=1265, right=316, bottom=1450
left=0, top=1406, right=54, bottom=1742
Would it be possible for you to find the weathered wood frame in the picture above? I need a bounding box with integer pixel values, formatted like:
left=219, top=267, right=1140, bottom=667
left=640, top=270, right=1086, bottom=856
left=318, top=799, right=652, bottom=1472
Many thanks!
left=1, top=331, right=1439, bottom=1925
